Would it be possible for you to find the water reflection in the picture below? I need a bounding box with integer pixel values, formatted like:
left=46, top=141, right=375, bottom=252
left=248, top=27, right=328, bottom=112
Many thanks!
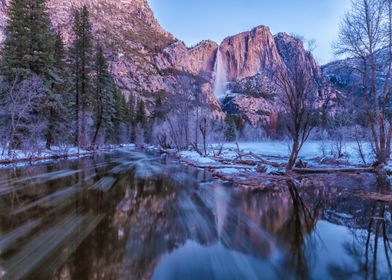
left=0, top=150, right=390, bottom=279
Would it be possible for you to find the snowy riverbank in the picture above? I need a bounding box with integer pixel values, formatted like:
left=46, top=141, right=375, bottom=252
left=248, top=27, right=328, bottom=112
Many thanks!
left=177, top=141, right=377, bottom=188
left=0, top=144, right=136, bottom=167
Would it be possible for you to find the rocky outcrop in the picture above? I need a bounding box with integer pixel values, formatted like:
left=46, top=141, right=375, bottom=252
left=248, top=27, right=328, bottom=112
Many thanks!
left=274, top=32, right=321, bottom=78
left=155, top=40, right=218, bottom=79
left=220, top=26, right=282, bottom=82
left=218, top=29, right=335, bottom=126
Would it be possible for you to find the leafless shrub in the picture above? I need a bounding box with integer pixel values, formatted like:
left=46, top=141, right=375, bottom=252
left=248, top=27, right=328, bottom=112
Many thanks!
left=0, top=75, right=46, bottom=156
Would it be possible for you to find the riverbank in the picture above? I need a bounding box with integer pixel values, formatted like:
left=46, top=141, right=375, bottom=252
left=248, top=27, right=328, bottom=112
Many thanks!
left=176, top=141, right=380, bottom=188
left=0, top=144, right=136, bottom=167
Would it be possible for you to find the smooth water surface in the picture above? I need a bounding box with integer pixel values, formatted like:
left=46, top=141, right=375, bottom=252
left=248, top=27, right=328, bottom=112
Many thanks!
left=0, top=149, right=391, bottom=279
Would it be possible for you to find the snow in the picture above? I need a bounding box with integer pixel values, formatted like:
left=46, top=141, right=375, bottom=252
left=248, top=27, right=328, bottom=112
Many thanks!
left=215, top=168, right=241, bottom=175
left=215, top=140, right=374, bottom=165
left=177, top=140, right=376, bottom=184
left=179, top=151, right=218, bottom=165
left=261, top=165, right=284, bottom=175
left=0, top=144, right=136, bottom=167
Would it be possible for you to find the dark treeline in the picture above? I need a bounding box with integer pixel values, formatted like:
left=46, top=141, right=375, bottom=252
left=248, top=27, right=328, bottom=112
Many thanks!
left=0, top=0, right=147, bottom=155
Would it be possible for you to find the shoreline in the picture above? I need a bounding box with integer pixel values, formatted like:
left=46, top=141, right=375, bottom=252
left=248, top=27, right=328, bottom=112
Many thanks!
left=0, top=144, right=136, bottom=167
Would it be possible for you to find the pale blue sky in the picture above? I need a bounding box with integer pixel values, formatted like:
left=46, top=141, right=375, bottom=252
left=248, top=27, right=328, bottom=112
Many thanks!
left=148, top=0, right=352, bottom=64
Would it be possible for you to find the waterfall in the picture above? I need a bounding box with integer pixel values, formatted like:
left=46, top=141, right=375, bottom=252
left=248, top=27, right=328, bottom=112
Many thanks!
left=213, top=49, right=228, bottom=99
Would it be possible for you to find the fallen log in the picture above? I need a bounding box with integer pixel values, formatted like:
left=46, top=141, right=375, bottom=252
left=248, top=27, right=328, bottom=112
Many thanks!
left=179, top=157, right=253, bottom=170
left=357, top=192, right=392, bottom=202
left=293, top=167, right=374, bottom=174
left=234, top=152, right=280, bottom=168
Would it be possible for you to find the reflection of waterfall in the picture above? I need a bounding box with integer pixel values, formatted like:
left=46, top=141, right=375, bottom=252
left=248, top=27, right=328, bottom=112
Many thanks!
left=213, top=49, right=228, bottom=99
left=214, top=185, right=229, bottom=236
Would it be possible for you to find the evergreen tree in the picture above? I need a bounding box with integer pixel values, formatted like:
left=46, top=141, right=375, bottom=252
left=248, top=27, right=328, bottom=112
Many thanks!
left=128, top=94, right=136, bottom=143
left=92, top=44, right=116, bottom=146
left=135, top=99, right=146, bottom=126
left=113, top=91, right=127, bottom=144
left=153, top=95, right=166, bottom=121
left=2, top=0, right=55, bottom=78
left=224, top=115, right=237, bottom=142
left=134, top=98, right=149, bottom=144
left=1, top=0, right=70, bottom=149
left=69, top=6, right=94, bottom=148
left=45, top=32, right=70, bottom=148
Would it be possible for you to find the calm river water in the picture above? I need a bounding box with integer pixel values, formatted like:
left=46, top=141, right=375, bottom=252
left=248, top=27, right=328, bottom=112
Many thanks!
left=0, top=149, right=391, bottom=280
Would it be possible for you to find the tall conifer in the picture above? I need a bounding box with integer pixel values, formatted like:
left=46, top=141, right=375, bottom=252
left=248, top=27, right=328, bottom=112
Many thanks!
left=69, top=6, right=94, bottom=148
left=92, top=44, right=116, bottom=146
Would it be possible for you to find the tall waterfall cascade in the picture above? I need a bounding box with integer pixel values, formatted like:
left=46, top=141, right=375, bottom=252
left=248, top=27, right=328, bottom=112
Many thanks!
left=213, top=49, right=228, bottom=99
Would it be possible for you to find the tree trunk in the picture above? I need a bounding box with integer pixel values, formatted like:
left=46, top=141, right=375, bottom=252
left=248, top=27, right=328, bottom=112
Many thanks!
left=287, top=138, right=299, bottom=171
left=46, top=108, right=55, bottom=150
left=80, top=110, right=87, bottom=148
left=92, top=115, right=103, bottom=147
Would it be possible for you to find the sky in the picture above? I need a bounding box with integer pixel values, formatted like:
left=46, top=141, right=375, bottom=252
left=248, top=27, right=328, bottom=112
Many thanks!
left=148, top=0, right=352, bottom=64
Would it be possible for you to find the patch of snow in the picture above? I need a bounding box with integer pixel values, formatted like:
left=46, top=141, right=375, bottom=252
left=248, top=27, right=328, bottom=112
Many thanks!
left=215, top=168, right=241, bottom=175
left=0, top=143, right=135, bottom=167
left=262, top=165, right=284, bottom=175
left=179, top=151, right=218, bottom=165
left=214, top=141, right=374, bottom=165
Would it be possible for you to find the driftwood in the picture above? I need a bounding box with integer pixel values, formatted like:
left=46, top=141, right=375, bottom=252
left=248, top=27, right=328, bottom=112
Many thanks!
left=293, top=167, right=374, bottom=174
left=357, top=192, right=392, bottom=202
left=234, top=152, right=280, bottom=168
left=212, top=171, right=289, bottom=189
left=179, top=156, right=252, bottom=170
left=233, top=143, right=280, bottom=168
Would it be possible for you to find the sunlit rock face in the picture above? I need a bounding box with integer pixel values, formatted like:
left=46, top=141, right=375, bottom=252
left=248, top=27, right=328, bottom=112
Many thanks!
left=219, top=29, right=334, bottom=126
left=220, top=26, right=282, bottom=82
left=155, top=40, right=218, bottom=78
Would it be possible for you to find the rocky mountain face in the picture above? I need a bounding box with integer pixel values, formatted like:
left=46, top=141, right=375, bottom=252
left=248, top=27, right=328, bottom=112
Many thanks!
left=0, top=0, right=335, bottom=125
left=321, top=49, right=392, bottom=118
left=218, top=27, right=335, bottom=125
left=220, top=26, right=282, bottom=82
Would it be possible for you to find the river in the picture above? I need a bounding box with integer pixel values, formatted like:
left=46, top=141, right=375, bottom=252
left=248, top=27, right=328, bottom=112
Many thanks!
left=0, top=148, right=390, bottom=279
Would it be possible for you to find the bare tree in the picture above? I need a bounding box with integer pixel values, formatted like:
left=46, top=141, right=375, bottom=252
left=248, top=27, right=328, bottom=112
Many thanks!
left=335, top=0, right=392, bottom=167
left=273, top=59, right=317, bottom=171
left=0, top=75, right=46, bottom=156
left=199, top=118, right=208, bottom=156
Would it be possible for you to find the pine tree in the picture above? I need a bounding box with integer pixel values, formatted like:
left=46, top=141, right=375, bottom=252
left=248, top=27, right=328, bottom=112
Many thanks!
left=224, top=115, right=237, bottom=142
left=153, top=94, right=166, bottom=121
left=2, top=0, right=55, bottom=78
left=135, top=99, right=146, bottom=126
left=45, top=32, right=70, bottom=148
left=69, top=6, right=94, bottom=148
left=92, top=44, right=116, bottom=146
left=128, top=94, right=136, bottom=143
left=1, top=0, right=70, bottom=149
left=113, top=91, right=127, bottom=144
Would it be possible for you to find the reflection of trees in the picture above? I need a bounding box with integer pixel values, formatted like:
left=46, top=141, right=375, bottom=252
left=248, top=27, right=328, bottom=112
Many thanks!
left=228, top=179, right=323, bottom=279
left=279, top=180, right=320, bottom=280
left=361, top=175, right=392, bottom=280
left=330, top=175, right=392, bottom=280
